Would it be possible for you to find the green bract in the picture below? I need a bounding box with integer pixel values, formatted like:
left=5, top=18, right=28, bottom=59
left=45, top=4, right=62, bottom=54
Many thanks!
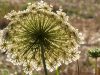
left=88, top=48, right=100, bottom=58
left=0, top=1, right=82, bottom=74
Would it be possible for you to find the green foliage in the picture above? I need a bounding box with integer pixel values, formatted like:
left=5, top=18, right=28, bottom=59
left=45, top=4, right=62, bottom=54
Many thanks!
left=88, top=48, right=100, bottom=58
left=1, top=69, right=9, bottom=75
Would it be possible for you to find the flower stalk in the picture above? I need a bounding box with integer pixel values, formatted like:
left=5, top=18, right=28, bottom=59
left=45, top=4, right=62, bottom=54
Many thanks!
left=95, top=58, right=97, bottom=75
left=41, top=45, right=48, bottom=75
left=56, top=67, right=59, bottom=75
left=77, top=60, right=80, bottom=75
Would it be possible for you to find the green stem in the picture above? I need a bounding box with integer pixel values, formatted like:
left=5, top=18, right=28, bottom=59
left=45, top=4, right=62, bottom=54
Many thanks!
left=56, top=67, right=59, bottom=75
left=95, top=58, right=97, bottom=75
left=41, top=46, right=48, bottom=75
left=77, top=60, right=80, bottom=75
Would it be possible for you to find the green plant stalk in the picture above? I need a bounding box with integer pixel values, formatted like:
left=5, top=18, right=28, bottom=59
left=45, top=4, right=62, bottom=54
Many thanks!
left=77, top=60, right=80, bottom=75
left=56, top=67, right=59, bottom=75
left=41, top=45, right=48, bottom=75
left=95, top=58, right=98, bottom=75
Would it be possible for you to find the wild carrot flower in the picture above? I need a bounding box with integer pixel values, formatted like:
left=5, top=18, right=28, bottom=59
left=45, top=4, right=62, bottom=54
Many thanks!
left=0, top=1, right=82, bottom=75
left=88, top=48, right=100, bottom=58
left=88, top=48, right=100, bottom=75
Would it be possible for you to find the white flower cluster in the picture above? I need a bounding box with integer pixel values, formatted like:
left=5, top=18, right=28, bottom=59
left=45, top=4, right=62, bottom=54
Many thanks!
left=1, top=1, right=83, bottom=75
left=4, top=10, right=17, bottom=20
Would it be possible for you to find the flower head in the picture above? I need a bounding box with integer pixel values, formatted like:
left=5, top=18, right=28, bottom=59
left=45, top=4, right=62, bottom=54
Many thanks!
left=1, top=1, right=82, bottom=74
left=88, top=48, right=100, bottom=58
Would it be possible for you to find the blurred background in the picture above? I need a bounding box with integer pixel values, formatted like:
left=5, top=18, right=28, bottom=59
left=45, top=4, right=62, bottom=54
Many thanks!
left=0, top=0, right=100, bottom=75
